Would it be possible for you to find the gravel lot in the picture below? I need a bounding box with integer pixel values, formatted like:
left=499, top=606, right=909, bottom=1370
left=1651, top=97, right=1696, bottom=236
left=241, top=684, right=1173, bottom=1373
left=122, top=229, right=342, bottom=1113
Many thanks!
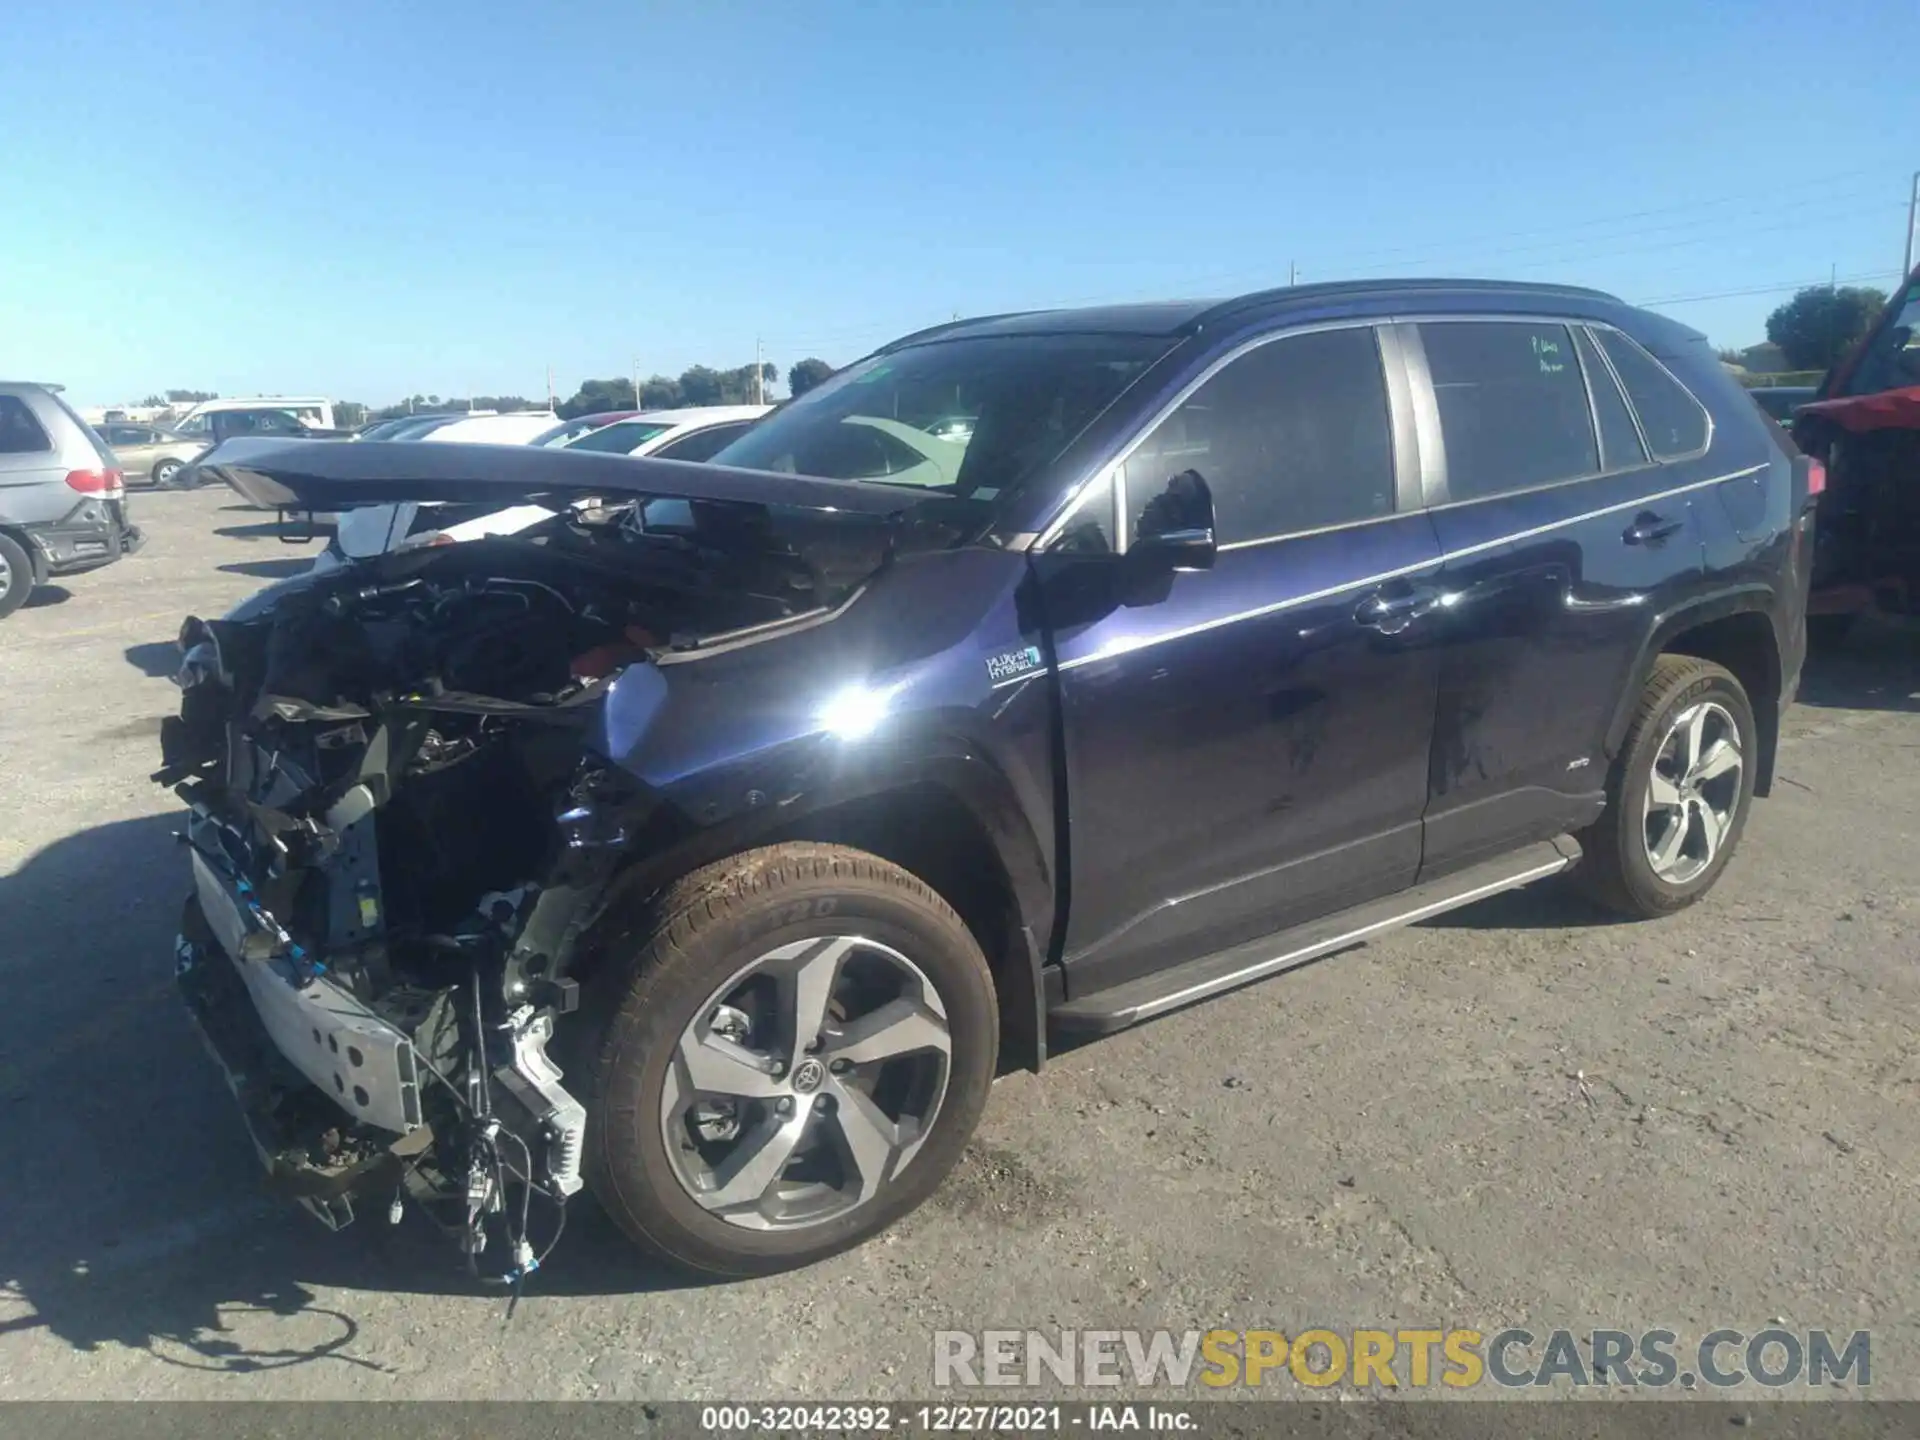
left=2, top=485, right=1918, bottom=1402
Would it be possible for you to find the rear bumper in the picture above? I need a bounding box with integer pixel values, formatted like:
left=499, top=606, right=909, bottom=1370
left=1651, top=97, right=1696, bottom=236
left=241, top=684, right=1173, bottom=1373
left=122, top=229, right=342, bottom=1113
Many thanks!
left=28, top=499, right=144, bottom=576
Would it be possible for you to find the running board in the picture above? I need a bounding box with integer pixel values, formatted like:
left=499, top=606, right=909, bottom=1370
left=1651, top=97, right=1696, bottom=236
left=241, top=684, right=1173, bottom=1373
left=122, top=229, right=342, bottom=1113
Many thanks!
left=1049, top=835, right=1583, bottom=1035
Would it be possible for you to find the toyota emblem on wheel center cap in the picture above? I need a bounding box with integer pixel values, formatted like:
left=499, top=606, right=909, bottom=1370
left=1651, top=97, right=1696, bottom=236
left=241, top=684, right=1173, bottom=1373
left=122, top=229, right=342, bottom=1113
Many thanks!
left=791, top=1057, right=826, bottom=1094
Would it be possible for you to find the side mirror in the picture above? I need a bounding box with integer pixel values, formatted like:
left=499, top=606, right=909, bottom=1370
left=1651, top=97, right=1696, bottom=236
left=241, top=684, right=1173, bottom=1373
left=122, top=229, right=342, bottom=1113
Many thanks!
left=1130, top=469, right=1217, bottom=572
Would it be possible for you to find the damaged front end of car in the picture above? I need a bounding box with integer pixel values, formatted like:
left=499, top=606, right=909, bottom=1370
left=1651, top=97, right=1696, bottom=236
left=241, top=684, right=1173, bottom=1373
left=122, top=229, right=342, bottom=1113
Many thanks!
left=157, top=439, right=918, bottom=1282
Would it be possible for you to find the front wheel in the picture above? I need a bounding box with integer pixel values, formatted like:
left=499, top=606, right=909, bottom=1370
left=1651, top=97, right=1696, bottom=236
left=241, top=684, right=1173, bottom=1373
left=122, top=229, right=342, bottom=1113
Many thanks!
left=1577, top=654, right=1757, bottom=918
left=582, top=842, right=998, bottom=1277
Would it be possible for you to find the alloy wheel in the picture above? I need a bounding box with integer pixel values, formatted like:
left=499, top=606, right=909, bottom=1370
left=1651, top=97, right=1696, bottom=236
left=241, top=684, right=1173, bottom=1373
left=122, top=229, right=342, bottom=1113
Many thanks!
left=660, top=935, right=952, bottom=1231
left=1642, top=699, right=1744, bottom=885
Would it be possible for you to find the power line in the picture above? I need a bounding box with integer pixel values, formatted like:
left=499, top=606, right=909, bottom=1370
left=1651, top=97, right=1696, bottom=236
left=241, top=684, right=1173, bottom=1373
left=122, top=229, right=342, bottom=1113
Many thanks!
left=762, top=174, right=1915, bottom=356
left=1637, top=270, right=1904, bottom=308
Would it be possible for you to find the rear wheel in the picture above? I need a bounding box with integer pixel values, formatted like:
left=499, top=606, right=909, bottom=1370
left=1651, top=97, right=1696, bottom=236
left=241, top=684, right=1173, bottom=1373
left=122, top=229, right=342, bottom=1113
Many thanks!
left=583, top=842, right=997, bottom=1277
left=0, top=533, right=35, bottom=619
left=1577, top=655, right=1757, bottom=918
left=152, top=458, right=184, bottom=489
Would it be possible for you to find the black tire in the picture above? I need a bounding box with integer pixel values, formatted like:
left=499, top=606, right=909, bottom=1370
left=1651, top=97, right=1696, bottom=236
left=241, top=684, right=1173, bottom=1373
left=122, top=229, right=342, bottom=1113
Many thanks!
left=0, top=533, right=35, bottom=620
left=151, top=458, right=184, bottom=489
left=1577, top=654, right=1757, bottom=919
left=581, top=842, right=998, bottom=1278
left=1805, top=613, right=1855, bottom=651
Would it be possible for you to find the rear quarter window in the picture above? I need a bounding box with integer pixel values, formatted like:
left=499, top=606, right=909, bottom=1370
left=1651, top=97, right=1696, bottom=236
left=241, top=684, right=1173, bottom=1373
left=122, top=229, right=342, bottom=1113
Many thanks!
left=0, top=396, right=54, bottom=454
left=1595, top=330, right=1711, bottom=460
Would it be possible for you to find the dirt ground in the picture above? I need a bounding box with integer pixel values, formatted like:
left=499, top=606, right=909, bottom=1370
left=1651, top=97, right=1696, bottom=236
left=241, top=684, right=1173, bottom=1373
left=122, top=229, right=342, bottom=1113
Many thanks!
left=2, top=485, right=1916, bottom=1403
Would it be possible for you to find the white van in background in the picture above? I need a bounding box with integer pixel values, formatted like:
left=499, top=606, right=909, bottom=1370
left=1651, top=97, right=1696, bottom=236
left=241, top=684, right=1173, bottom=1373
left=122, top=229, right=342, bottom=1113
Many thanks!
left=170, top=396, right=336, bottom=436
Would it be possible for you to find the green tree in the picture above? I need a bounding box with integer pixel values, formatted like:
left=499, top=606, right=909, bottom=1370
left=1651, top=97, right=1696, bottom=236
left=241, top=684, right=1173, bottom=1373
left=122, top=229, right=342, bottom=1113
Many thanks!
left=788, top=357, right=834, bottom=397
left=639, top=375, right=683, bottom=408
left=165, top=388, right=218, bottom=403
left=557, top=378, right=639, bottom=419
left=1765, top=286, right=1887, bottom=371
left=678, top=365, right=725, bottom=406
left=335, top=401, right=368, bottom=428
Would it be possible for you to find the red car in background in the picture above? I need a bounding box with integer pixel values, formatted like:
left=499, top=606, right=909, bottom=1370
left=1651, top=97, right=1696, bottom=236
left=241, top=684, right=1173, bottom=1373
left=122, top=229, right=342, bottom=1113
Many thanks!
left=1791, top=266, right=1920, bottom=643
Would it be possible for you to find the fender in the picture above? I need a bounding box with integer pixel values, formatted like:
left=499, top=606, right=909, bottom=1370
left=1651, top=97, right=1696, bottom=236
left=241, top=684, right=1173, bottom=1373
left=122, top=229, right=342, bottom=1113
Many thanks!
left=1603, top=582, right=1785, bottom=792
left=587, top=670, right=1060, bottom=1071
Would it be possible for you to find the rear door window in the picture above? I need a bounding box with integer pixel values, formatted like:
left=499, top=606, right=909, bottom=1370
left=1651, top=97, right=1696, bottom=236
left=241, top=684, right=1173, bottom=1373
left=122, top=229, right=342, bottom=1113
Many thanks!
left=1574, top=327, right=1648, bottom=470
left=1419, top=322, right=1599, bottom=500
left=1594, top=329, right=1710, bottom=459
left=652, top=421, right=752, bottom=463
left=0, top=396, right=53, bottom=454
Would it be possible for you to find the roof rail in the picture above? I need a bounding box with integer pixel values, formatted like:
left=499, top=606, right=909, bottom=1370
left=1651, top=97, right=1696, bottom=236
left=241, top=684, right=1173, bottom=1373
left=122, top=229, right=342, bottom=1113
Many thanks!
left=1189, top=277, right=1623, bottom=331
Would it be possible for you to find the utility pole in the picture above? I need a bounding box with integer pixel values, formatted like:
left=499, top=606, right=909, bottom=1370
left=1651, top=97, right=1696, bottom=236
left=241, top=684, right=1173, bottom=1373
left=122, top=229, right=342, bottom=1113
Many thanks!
left=632, top=357, right=642, bottom=412
left=1905, top=170, right=1919, bottom=277
left=1289, top=261, right=1298, bottom=286
left=755, top=337, right=764, bottom=405
left=546, top=365, right=554, bottom=412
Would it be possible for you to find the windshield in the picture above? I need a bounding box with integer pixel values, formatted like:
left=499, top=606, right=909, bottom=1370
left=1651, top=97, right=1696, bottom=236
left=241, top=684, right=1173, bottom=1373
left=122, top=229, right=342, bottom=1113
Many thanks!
left=533, top=417, right=607, bottom=446
left=710, top=333, right=1170, bottom=510
left=563, top=420, right=674, bottom=454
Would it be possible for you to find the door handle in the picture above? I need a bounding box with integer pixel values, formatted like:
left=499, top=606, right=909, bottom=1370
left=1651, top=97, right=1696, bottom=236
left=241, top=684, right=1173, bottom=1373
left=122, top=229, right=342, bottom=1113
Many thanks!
left=1623, top=510, right=1684, bottom=545
left=1354, top=585, right=1440, bottom=634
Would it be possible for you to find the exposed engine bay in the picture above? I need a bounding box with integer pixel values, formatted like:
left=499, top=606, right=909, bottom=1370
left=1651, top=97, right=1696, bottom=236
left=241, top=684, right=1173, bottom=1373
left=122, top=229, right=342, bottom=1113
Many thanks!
left=158, top=498, right=885, bottom=1283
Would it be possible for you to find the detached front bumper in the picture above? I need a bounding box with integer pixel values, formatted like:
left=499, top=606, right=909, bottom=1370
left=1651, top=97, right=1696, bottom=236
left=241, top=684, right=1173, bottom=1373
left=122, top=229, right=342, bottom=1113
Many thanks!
left=29, top=497, right=145, bottom=577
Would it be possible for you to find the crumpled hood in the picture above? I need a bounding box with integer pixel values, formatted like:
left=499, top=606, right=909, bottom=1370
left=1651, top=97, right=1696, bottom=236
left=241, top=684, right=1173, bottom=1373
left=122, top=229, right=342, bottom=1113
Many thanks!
left=197, top=436, right=925, bottom=516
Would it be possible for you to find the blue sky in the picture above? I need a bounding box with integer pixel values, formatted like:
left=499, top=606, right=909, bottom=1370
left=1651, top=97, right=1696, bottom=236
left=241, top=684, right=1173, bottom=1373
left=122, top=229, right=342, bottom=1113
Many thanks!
left=3, top=0, right=1915, bottom=406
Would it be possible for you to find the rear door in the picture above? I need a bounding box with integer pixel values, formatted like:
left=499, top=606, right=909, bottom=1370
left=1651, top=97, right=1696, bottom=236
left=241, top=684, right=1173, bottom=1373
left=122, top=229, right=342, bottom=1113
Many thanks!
left=1041, top=323, right=1446, bottom=996
left=1406, top=317, right=1709, bottom=877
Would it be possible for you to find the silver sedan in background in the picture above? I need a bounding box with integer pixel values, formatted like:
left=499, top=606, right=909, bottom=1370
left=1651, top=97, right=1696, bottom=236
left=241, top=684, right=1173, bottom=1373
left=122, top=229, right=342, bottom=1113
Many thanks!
left=98, top=422, right=207, bottom=488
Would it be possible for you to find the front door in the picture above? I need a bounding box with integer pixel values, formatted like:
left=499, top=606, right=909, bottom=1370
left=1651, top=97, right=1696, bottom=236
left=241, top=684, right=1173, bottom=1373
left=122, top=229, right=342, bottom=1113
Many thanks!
left=1039, top=324, right=1445, bottom=997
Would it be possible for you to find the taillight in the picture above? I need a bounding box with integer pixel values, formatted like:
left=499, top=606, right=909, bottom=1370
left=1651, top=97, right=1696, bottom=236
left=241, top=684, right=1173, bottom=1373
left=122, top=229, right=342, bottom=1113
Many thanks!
left=1806, top=458, right=1826, bottom=497
left=65, top=467, right=124, bottom=495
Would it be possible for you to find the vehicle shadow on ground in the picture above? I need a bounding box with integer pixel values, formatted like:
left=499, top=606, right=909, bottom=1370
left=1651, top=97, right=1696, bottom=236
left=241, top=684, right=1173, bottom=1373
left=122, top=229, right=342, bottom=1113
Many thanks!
left=1797, top=620, right=1920, bottom=714
left=218, top=557, right=311, bottom=581
left=0, top=814, right=708, bottom=1376
left=1417, top=874, right=1630, bottom=931
left=22, top=585, right=73, bottom=609
left=212, top=521, right=294, bottom=542
left=124, top=641, right=180, bottom=678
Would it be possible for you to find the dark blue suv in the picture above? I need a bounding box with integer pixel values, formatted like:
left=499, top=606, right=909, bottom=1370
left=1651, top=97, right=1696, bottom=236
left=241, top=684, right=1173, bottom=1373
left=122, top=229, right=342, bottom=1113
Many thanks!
left=164, top=278, right=1811, bottom=1281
